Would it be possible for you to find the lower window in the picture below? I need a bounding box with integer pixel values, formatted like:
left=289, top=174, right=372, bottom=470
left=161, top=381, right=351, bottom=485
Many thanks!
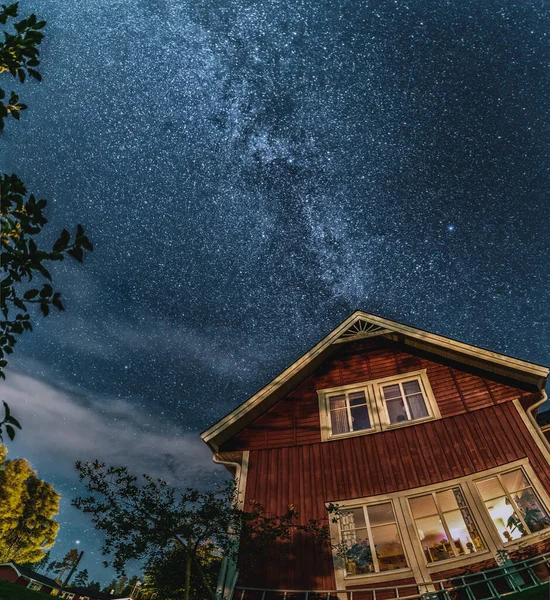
left=409, top=486, right=485, bottom=563
left=476, top=467, right=550, bottom=543
left=340, top=502, right=408, bottom=574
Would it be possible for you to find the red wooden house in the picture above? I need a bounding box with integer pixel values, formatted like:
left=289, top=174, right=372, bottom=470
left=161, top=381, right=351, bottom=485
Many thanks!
left=201, top=311, right=550, bottom=596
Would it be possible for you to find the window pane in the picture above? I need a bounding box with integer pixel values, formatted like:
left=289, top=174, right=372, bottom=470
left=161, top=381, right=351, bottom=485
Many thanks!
left=349, top=391, right=367, bottom=407
left=501, top=469, right=530, bottom=494
left=367, top=502, right=395, bottom=527
left=340, top=509, right=373, bottom=575
left=330, top=408, right=349, bottom=434
left=387, top=398, right=408, bottom=424
left=484, top=496, right=525, bottom=542
left=403, top=380, right=421, bottom=395
left=407, top=394, right=428, bottom=419
left=371, top=523, right=408, bottom=571
left=350, top=404, right=371, bottom=430
left=414, top=514, right=451, bottom=562
left=445, top=509, right=485, bottom=554
left=514, top=488, right=550, bottom=534
left=382, top=384, right=402, bottom=399
left=409, top=494, right=438, bottom=519
left=329, top=395, right=346, bottom=410
left=477, top=477, right=505, bottom=501
left=437, top=489, right=459, bottom=513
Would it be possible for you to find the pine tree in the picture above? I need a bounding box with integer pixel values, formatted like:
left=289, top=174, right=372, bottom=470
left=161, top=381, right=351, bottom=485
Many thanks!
left=73, top=568, right=89, bottom=587
left=54, top=548, right=79, bottom=582
left=0, top=446, right=60, bottom=563
left=88, top=580, right=101, bottom=591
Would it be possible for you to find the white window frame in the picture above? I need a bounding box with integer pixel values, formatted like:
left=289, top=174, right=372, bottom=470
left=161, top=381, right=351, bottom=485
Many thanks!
left=407, top=484, right=487, bottom=564
left=474, top=465, right=550, bottom=545
left=318, top=369, right=440, bottom=441
left=338, top=499, right=410, bottom=577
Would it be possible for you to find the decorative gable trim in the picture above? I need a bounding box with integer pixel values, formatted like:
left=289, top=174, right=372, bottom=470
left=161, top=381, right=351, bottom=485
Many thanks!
left=334, top=317, right=391, bottom=343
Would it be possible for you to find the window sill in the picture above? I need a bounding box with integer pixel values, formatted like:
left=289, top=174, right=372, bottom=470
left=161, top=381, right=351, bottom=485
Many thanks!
left=426, top=550, right=492, bottom=571
left=382, top=416, right=435, bottom=431
left=343, top=567, right=413, bottom=585
left=328, top=427, right=378, bottom=441
left=502, top=526, right=550, bottom=549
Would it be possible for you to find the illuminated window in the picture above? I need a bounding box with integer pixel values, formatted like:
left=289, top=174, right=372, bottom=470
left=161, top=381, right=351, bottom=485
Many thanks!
left=27, top=581, right=42, bottom=591
left=476, top=468, right=550, bottom=543
left=409, top=486, right=485, bottom=563
left=340, top=502, right=408, bottom=575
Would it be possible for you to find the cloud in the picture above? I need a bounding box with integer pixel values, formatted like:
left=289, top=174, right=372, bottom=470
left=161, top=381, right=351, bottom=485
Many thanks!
left=3, top=372, right=223, bottom=487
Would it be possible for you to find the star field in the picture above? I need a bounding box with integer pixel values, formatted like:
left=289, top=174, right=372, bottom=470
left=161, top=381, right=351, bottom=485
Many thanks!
left=1, top=0, right=549, bottom=583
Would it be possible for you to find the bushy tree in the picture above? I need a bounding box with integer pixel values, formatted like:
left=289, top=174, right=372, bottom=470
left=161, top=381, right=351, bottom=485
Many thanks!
left=74, top=461, right=336, bottom=600
left=145, top=542, right=220, bottom=600
left=0, top=445, right=60, bottom=562
left=0, top=2, right=93, bottom=442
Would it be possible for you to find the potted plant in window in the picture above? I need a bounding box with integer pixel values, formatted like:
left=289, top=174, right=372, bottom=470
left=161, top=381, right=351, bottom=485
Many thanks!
left=346, top=540, right=375, bottom=573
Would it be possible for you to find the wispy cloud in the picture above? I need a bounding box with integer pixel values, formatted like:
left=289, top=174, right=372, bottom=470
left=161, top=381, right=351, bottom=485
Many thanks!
left=3, top=372, right=223, bottom=487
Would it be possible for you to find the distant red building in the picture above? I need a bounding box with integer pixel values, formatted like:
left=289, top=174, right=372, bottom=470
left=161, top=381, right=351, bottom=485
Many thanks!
left=0, top=562, right=59, bottom=594
left=202, top=311, right=550, bottom=595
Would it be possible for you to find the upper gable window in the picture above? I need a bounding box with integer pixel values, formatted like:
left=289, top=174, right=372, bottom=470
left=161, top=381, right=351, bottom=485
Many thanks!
left=328, top=390, right=373, bottom=435
left=381, top=379, right=429, bottom=425
left=318, top=370, right=439, bottom=441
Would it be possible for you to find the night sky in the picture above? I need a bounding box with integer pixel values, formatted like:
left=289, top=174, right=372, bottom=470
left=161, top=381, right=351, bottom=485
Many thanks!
left=1, top=0, right=549, bottom=584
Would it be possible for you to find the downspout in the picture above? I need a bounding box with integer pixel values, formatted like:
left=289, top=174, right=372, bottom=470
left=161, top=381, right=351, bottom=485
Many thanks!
left=526, top=390, right=550, bottom=455
left=212, top=453, right=247, bottom=600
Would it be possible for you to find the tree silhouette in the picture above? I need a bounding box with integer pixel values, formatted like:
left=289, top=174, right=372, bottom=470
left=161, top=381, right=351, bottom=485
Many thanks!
left=0, top=2, right=92, bottom=442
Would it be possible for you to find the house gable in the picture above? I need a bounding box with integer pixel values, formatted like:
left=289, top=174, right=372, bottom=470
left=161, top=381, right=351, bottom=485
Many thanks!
left=220, top=337, right=537, bottom=452
left=203, top=311, right=548, bottom=452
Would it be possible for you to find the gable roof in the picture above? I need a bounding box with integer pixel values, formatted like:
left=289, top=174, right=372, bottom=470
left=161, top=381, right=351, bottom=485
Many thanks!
left=201, top=310, right=549, bottom=451
left=0, top=563, right=60, bottom=589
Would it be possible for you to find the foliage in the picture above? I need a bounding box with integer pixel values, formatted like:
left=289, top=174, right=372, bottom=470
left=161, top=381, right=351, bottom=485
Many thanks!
left=72, top=568, right=89, bottom=587
left=53, top=548, right=79, bottom=583
left=0, top=2, right=93, bottom=442
left=28, top=548, right=50, bottom=572
left=87, top=580, right=102, bottom=592
left=0, top=445, right=60, bottom=563
left=144, top=542, right=220, bottom=600
left=73, top=460, right=337, bottom=600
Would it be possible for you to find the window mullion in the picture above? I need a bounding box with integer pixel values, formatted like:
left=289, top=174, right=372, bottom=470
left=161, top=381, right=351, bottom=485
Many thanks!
left=364, top=506, right=380, bottom=573
left=497, top=475, right=531, bottom=535
left=433, top=492, right=458, bottom=557
left=346, top=394, right=353, bottom=432
left=400, top=383, right=412, bottom=420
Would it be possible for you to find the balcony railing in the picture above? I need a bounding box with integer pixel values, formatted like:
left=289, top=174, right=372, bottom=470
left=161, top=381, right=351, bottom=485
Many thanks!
left=230, top=551, right=550, bottom=600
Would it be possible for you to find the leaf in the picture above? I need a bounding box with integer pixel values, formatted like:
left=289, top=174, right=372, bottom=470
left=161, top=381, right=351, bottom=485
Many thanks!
left=40, top=283, right=53, bottom=297
left=5, top=425, right=15, bottom=441
left=40, top=303, right=50, bottom=317
left=53, top=229, right=70, bottom=252
left=3, top=401, right=10, bottom=419
left=68, top=246, right=84, bottom=263
left=18, top=69, right=25, bottom=83
left=23, top=288, right=39, bottom=299
left=7, top=415, right=21, bottom=429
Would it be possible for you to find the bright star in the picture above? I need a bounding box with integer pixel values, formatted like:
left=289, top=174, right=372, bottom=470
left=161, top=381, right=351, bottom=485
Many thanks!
left=447, top=225, right=455, bottom=232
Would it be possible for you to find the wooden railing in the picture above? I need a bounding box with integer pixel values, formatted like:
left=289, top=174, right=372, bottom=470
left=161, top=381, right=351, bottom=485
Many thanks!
left=229, top=552, right=550, bottom=600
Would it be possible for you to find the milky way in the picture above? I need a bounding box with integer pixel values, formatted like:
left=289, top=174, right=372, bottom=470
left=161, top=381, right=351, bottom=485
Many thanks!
left=1, top=0, right=548, bottom=581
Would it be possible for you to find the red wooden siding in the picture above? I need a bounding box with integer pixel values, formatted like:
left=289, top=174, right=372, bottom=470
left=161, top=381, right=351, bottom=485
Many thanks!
left=222, top=340, right=532, bottom=452
left=238, top=402, right=550, bottom=589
